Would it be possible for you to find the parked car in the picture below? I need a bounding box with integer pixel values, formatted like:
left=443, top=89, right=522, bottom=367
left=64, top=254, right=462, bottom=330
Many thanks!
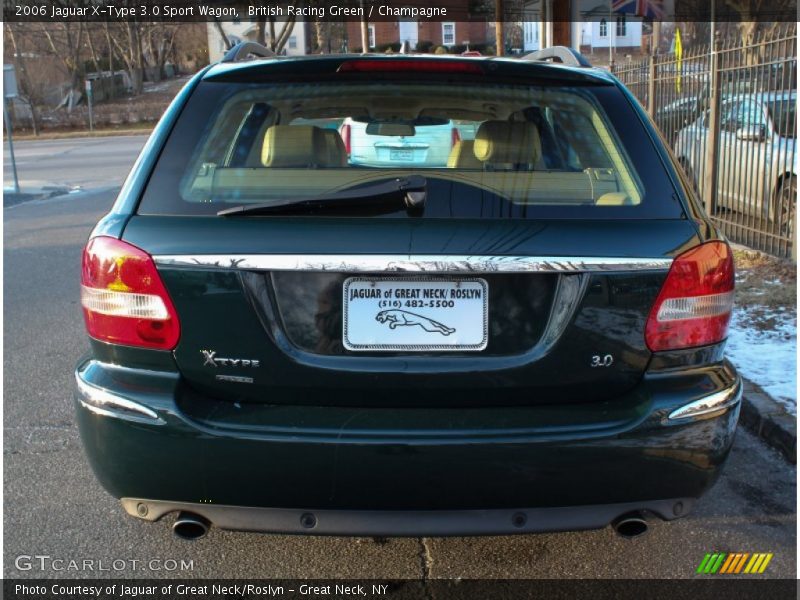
left=674, top=91, right=797, bottom=235
left=340, top=116, right=462, bottom=167
left=653, top=95, right=705, bottom=144
left=76, top=48, right=740, bottom=540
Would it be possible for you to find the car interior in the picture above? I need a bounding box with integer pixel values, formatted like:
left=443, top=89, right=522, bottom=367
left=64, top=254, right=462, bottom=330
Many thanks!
left=181, top=84, right=643, bottom=207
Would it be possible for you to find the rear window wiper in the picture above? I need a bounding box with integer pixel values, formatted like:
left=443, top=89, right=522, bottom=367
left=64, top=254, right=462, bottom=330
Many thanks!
left=216, top=175, right=427, bottom=216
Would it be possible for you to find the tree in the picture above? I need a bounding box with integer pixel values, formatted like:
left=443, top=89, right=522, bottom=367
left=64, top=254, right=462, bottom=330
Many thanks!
left=4, top=24, right=43, bottom=134
left=221, top=17, right=296, bottom=55
left=213, top=19, right=234, bottom=51
left=267, top=17, right=297, bottom=53
left=108, top=22, right=182, bottom=93
left=314, top=20, right=331, bottom=53
left=109, top=22, right=146, bottom=95
left=39, top=21, right=86, bottom=97
left=143, top=23, right=180, bottom=81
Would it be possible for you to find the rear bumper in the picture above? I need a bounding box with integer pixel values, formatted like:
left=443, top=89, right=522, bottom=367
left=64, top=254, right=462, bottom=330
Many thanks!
left=121, top=497, right=691, bottom=537
left=74, top=358, right=741, bottom=535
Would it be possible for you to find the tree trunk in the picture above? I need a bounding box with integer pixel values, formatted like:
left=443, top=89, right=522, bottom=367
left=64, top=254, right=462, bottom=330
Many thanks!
left=28, top=100, right=40, bottom=136
left=269, top=18, right=277, bottom=51
left=256, top=20, right=267, bottom=46
left=129, top=68, right=144, bottom=95
left=314, top=20, right=330, bottom=53
left=213, top=19, right=233, bottom=51
left=159, top=30, right=177, bottom=77
left=5, top=24, right=40, bottom=135
left=273, top=18, right=296, bottom=53
left=105, top=24, right=116, bottom=99
left=86, top=25, right=102, bottom=75
left=495, top=0, right=505, bottom=56
left=127, top=22, right=145, bottom=94
left=360, top=0, right=369, bottom=53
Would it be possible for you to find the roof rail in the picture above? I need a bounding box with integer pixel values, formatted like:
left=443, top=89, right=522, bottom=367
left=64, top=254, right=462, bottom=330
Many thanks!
left=522, top=46, right=592, bottom=68
left=222, top=41, right=275, bottom=63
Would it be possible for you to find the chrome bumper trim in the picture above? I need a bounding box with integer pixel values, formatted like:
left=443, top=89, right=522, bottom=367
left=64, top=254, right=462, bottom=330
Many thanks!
left=75, top=370, right=163, bottom=424
left=667, top=377, right=743, bottom=421
left=153, top=254, right=673, bottom=274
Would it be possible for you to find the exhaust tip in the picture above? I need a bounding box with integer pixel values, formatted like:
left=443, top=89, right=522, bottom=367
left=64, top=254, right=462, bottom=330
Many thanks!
left=612, top=511, right=649, bottom=539
left=172, top=511, right=210, bottom=541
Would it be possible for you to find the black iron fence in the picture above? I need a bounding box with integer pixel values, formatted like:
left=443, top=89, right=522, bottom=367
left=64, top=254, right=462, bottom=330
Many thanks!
left=612, top=25, right=797, bottom=259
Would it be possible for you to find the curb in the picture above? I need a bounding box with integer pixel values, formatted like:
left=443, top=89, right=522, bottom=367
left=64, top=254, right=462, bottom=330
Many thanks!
left=739, top=377, right=796, bottom=464
left=3, top=186, right=71, bottom=207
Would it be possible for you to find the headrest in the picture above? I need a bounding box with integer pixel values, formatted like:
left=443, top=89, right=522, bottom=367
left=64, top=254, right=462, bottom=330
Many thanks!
left=473, top=121, right=541, bottom=164
left=261, top=125, right=324, bottom=168
left=447, top=140, right=483, bottom=169
left=596, top=192, right=634, bottom=206
left=319, top=129, right=347, bottom=167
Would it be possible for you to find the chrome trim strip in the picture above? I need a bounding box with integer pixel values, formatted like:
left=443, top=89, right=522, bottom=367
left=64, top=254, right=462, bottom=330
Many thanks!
left=667, top=378, right=743, bottom=421
left=75, top=372, right=163, bottom=423
left=153, top=254, right=673, bottom=273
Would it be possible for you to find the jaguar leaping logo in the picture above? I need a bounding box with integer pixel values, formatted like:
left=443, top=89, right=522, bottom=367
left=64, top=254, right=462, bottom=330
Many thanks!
left=375, top=310, right=456, bottom=336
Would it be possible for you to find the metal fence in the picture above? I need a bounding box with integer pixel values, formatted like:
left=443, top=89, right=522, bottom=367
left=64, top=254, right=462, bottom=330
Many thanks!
left=612, top=25, right=797, bottom=259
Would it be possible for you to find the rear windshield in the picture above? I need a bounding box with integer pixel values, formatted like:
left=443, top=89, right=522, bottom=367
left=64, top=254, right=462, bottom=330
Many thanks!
left=138, top=76, right=684, bottom=218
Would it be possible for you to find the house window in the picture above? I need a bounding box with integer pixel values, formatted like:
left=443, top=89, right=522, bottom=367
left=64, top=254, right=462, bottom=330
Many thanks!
left=289, top=36, right=297, bottom=49
left=442, top=22, right=456, bottom=46
left=616, top=16, right=626, bottom=36
left=368, top=24, right=376, bottom=49
left=599, top=19, right=607, bottom=38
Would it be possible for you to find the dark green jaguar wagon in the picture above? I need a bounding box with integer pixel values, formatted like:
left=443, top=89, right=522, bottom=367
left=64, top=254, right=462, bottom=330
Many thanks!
left=76, top=45, right=740, bottom=540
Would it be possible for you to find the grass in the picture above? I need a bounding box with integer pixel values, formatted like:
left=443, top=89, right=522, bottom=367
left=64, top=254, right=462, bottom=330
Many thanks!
left=14, top=123, right=153, bottom=141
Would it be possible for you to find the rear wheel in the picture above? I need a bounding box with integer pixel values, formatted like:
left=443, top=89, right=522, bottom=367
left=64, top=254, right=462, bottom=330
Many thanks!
left=771, top=175, right=796, bottom=239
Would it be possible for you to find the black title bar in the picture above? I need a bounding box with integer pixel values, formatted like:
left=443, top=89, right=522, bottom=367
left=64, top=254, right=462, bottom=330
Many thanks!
left=4, top=579, right=799, bottom=600
left=3, top=0, right=799, bottom=22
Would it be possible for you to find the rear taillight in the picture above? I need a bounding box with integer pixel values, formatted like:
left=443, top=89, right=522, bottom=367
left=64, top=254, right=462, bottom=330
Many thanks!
left=341, top=124, right=351, bottom=156
left=80, top=236, right=179, bottom=350
left=645, top=241, right=734, bottom=352
left=451, top=127, right=461, bottom=148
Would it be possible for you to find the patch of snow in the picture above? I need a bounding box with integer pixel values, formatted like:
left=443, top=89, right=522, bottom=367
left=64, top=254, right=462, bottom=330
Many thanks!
left=144, top=82, right=172, bottom=93
left=726, top=306, right=797, bottom=415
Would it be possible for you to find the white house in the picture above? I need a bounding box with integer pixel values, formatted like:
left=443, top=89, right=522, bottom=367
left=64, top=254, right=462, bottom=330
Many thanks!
left=579, top=16, right=642, bottom=49
left=522, top=19, right=542, bottom=52
left=206, top=20, right=307, bottom=62
left=522, top=0, right=643, bottom=53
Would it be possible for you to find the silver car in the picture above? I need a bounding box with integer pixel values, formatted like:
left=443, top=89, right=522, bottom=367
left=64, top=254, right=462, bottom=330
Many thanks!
left=674, top=91, right=797, bottom=234
left=340, top=117, right=468, bottom=168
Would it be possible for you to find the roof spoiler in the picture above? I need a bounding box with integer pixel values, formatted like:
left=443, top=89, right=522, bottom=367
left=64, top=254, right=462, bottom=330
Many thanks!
left=522, top=47, right=592, bottom=68
left=222, top=41, right=275, bottom=63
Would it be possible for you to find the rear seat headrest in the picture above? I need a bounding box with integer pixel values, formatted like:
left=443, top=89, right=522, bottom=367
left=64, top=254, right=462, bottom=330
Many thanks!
left=447, top=140, right=483, bottom=169
left=473, top=120, right=541, bottom=165
left=262, top=125, right=324, bottom=168
left=320, top=129, right=347, bottom=167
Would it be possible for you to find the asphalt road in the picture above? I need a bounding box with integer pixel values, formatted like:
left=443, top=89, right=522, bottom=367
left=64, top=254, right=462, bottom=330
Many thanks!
left=3, top=135, right=147, bottom=191
left=3, top=135, right=797, bottom=580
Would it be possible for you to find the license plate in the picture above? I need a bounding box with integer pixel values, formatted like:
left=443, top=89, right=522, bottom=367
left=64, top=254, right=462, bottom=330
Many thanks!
left=343, top=278, right=488, bottom=352
left=389, top=149, right=414, bottom=161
